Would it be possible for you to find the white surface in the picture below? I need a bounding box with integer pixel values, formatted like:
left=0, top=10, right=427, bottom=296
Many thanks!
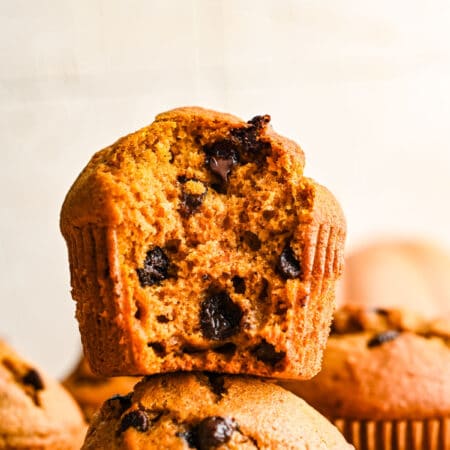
left=1, top=0, right=449, bottom=377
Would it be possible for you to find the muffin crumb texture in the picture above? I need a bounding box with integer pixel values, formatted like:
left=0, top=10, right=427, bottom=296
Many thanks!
left=60, top=106, right=346, bottom=379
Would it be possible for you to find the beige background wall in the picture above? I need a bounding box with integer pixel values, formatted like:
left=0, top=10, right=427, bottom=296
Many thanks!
left=1, top=0, right=449, bottom=377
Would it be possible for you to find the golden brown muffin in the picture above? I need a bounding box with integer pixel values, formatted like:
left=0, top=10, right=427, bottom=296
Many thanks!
left=281, top=307, right=450, bottom=450
left=0, top=340, right=87, bottom=449
left=60, top=106, right=346, bottom=380
left=63, top=355, right=139, bottom=422
left=82, top=372, right=353, bottom=449
left=338, top=239, right=450, bottom=317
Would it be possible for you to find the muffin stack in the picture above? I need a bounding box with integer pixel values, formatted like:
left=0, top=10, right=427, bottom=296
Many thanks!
left=60, top=107, right=349, bottom=448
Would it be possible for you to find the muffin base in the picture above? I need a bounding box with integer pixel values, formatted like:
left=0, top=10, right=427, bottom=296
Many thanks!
left=334, top=417, right=449, bottom=450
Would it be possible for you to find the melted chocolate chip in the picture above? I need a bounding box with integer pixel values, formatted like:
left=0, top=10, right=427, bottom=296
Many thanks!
left=196, top=417, right=236, bottom=449
left=137, top=247, right=170, bottom=286
left=367, top=330, right=400, bottom=348
left=22, top=368, right=44, bottom=391
left=231, top=276, right=246, bottom=294
left=203, top=140, right=239, bottom=182
left=253, top=340, right=286, bottom=366
left=203, top=114, right=271, bottom=183
left=119, top=410, right=150, bottom=433
left=277, top=245, right=302, bottom=279
left=200, top=292, right=243, bottom=340
left=209, top=157, right=235, bottom=183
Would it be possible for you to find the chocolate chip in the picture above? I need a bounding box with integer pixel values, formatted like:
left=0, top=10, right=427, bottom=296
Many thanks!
left=203, top=140, right=239, bottom=183
left=196, top=416, right=236, bottom=449
left=242, top=231, right=261, bottom=251
left=22, top=368, right=44, bottom=391
left=247, top=114, right=271, bottom=130
left=137, top=247, right=170, bottom=287
left=178, top=178, right=208, bottom=217
left=119, top=410, right=150, bottom=433
left=156, top=314, right=170, bottom=323
left=262, top=209, right=276, bottom=220
left=177, top=430, right=197, bottom=448
left=180, top=192, right=205, bottom=216
left=134, top=304, right=143, bottom=320
left=230, top=115, right=271, bottom=164
left=367, top=330, right=400, bottom=348
left=205, top=373, right=227, bottom=398
left=213, top=343, right=237, bottom=356
left=147, top=342, right=166, bottom=357
left=200, top=292, right=243, bottom=340
left=231, top=276, right=246, bottom=294
left=106, top=393, right=133, bottom=416
left=253, top=340, right=286, bottom=365
left=277, top=245, right=301, bottom=279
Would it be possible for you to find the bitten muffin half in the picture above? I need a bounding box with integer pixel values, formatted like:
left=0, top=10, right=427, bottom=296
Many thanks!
left=0, top=340, right=86, bottom=450
left=82, top=372, right=353, bottom=449
left=63, top=354, right=139, bottom=422
left=281, top=307, right=450, bottom=450
left=60, top=106, right=346, bottom=379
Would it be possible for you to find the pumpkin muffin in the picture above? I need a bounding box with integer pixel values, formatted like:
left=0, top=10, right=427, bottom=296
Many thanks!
left=81, top=372, right=353, bottom=449
left=63, top=355, right=139, bottom=422
left=338, top=239, right=450, bottom=317
left=0, top=340, right=86, bottom=449
left=281, top=306, right=450, bottom=450
left=60, top=106, right=346, bottom=379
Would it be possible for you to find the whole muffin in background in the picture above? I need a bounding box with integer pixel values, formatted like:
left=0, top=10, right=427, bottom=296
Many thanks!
left=82, top=372, right=353, bottom=449
left=60, top=106, right=346, bottom=380
left=338, top=239, right=450, bottom=317
left=281, top=307, right=450, bottom=450
left=0, top=340, right=86, bottom=449
left=63, top=355, right=139, bottom=422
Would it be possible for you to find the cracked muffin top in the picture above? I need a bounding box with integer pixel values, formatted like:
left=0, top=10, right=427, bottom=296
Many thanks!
left=0, top=340, right=86, bottom=449
left=81, top=372, right=353, bottom=449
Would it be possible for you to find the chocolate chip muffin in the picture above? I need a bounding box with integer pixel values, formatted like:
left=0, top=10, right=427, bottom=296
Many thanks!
left=81, top=372, right=353, bottom=449
left=63, top=355, right=139, bottom=422
left=281, top=307, right=450, bottom=450
left=338, top=239, right=450, bottom=318
left=60, top=106, right=346, bottom=380
left=0, top=340, right=86, bottom=449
